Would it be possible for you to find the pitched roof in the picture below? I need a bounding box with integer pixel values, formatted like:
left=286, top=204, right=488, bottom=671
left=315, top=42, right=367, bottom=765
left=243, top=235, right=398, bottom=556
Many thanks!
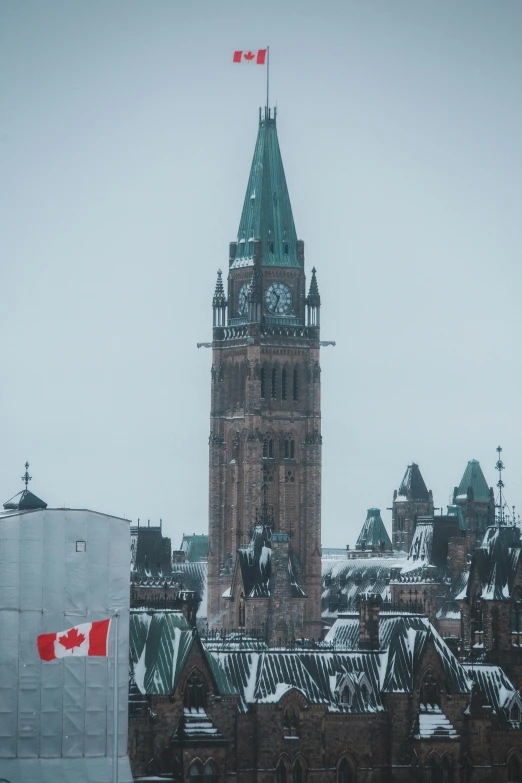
left=130, top=610, right=237, bottom=697
left=232, top=109, right=299, bottom=269
left=456, top=459, right=491, bottom=501
left=3, top=489, right=47, bottom=510
left=321, top=556, right=405, bottom=617
left=471, top=525, right=522, bottom=601
left=181, top=534, right=209, bottom=562
left=398, top=463, right=430, bottom=500
left=356, top=508, right=392, bottom=550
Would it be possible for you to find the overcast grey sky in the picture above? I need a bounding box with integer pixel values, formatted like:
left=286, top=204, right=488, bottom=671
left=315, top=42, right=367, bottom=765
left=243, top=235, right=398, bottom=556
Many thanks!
left=1, top=0, right=521, bottom=547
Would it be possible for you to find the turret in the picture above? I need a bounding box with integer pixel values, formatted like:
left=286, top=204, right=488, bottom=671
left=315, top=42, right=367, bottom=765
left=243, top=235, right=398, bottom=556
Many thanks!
left=212, top=269, right=227, bottom=327
left=306, top=267, right=321, bottom=327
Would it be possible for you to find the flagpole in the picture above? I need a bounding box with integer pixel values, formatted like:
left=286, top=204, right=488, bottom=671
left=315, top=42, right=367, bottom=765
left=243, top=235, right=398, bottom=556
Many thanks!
left=112, top=610, right=119, bottom=783
left=266, top=45, right=270, bottom=109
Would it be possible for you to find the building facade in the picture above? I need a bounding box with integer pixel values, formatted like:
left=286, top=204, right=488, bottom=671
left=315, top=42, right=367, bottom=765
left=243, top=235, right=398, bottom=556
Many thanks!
left=0, top=482, right=132, bottom=782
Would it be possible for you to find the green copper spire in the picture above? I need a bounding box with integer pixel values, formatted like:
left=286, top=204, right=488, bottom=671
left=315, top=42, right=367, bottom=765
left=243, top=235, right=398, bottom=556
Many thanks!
left=356, top=508, right=392, bottom=551
left=232, top=108, right=299, bottom=269
left=456, top=459, right=491, bottom=502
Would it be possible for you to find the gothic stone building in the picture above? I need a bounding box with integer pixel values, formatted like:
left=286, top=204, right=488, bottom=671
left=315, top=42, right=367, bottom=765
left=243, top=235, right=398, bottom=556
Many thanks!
left=128, top=111, right=522, bottom=781
left=207, top=107, right=322, bottom=641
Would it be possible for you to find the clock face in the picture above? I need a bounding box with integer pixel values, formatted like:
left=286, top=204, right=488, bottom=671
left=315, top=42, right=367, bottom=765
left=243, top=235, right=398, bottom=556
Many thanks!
left=265, top=282, right=292, bottom=315
left=238, top=283, right=251, bottom=315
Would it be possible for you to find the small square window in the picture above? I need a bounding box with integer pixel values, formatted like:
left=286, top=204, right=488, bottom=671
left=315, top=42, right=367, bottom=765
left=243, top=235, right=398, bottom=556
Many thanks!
left=76, top=541, right=86, bottom=552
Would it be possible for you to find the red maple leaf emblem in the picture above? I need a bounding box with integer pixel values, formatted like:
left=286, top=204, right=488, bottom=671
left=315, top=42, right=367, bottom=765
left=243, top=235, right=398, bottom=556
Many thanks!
left=244, top=51, right=255, bottom=61
left=59, top=627, right=86, bottom=651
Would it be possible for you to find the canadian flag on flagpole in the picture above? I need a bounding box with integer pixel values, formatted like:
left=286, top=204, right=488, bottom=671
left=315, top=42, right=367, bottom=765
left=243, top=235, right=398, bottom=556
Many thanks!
left=233, top=49, right=267, bottom=65
left=37, top=619, right=111, bottom=661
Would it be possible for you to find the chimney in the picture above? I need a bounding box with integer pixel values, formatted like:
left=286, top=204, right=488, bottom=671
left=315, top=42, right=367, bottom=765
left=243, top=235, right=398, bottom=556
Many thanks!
left=359, top=593, right=382, bottom=650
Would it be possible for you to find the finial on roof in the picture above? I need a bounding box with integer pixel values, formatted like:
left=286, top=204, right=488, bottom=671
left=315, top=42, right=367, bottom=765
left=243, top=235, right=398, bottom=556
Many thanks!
left=307, top=267, right=321, bottom=306
left=22, top=461, right=32, bottom=490
left=495, top=446, right=505, bottom=526
left=212, top=269, right=226, bottom=307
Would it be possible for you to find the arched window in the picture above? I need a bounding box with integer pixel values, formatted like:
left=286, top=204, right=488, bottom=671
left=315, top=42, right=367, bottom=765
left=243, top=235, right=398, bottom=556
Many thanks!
left=282, top=368, right=288, bottom=400
left=293, top=760, right=304, bottom=783
left=337, top=759, right=353, bottom=783
left=283, top=705, right=299, bottom=737
left=439, top=756, right=452, bottom=783
left=271, top=367, right=277, bottom=399
left=340, top=685, right=351, bottom=706
left=293, top=368, right=299, bottom=401
left=509, top=755, right=522, bottom=783
left=420, top=670, right=439, bottom=708
left=260, top=367, right=266, bottom=399
left=277, top=761, right=287, bottom=783
left=189, top=761, right=202, bottom=776
left=284, top=438, right=295, bottom=460
left=184, top=670, right=207, bottom=711
left=263, top=436, right=274, bottom=460
left=423, top=755, right=438, bottom=783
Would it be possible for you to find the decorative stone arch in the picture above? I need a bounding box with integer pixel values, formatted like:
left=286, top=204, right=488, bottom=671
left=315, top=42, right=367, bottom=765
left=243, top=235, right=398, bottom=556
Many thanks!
left=337, top=755, right=357, bottom=783
left=182, top=667, right=208, bottom=711
left=422, top=752, right=453, bottom=783
left=291, top=754, right=307, bottom=783
left=336, top=673, right=355, bottom=708
left=276, top=754, right=291, bottom=783
left=507, top=749, right=522, bottom=782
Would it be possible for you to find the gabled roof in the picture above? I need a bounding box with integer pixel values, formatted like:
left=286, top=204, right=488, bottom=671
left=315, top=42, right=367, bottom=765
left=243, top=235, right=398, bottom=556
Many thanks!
left=456, top=459, right=491, bottom=501
left=356, top=508, right=392, bottom=550
left=464, top=663, right=520, bottom=727
left=398, top=463, right=430, bottom=500
left=130, top=610, right=237, bottom=697
left=130, top=610, right=193, bottom=695
left=470, top=525, right=522, bottom=601
left=232, top=109, right=299, bottom=269
left=3, top=489, right=47, bottom=510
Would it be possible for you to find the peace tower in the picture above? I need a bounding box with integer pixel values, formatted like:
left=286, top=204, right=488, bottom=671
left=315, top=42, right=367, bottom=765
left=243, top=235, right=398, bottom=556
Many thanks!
left=207, top=108, right=323, bottom=640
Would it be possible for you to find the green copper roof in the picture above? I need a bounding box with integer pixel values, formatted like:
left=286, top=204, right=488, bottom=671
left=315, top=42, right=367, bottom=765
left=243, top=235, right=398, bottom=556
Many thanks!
left=232, top=108, right=299, bottom=268
left=356, top=508, right=392, bottom=550
left=457, top=459, right=491, bottom=501
left=181, top=534, right=209, bottom=562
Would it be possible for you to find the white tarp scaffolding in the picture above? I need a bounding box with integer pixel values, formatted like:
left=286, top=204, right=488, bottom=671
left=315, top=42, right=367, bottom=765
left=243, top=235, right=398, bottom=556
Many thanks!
left=0, top=508, right=132, bottom=782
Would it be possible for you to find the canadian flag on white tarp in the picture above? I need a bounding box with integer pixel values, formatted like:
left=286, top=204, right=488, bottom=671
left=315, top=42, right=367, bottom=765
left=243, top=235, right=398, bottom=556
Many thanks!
left=37, top=619, right=111, bottom=661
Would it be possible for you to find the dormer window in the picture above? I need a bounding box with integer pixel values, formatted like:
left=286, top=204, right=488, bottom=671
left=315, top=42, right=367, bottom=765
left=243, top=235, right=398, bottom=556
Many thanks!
left=510, top=702, right=521, bottom=722
left=341, top=685, right=351, bottom=705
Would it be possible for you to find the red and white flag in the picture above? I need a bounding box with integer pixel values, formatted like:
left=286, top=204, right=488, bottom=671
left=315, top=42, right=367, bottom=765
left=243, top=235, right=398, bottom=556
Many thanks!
left=233, top=49, right=267, bottom=65
left=37, top=619, right=111, bottom=661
